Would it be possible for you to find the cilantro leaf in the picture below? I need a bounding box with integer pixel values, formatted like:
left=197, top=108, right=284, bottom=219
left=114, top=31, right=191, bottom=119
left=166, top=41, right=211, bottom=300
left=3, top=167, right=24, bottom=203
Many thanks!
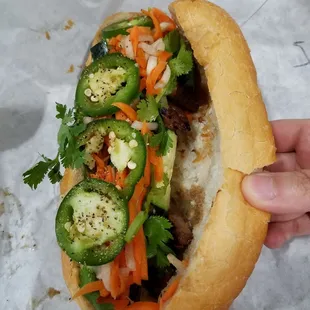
left=23, top=103, right=87, bottom=189
left=149, top=116, right=174, bottom=156
left=163, top=30, right=180, bottom=54
left=56, top=103, right=67, bottom=120
left=158, top=130, right=174, bottom=156
left=149, top=116, right=165, bottom=148
left=146, top=242, right=157, bottom=258
left=70, top=123, right=87, bottom=137
left=144, top=216, right=174, bottom=268
left=169, top=40, right=193, bottom=77
left=149, top=131, right=163, bottom=148
left=137, top=95, right=159, bottom=122
left=47, top=161, right=62, bottom=184
left=23, top=156, right=57, bottom=189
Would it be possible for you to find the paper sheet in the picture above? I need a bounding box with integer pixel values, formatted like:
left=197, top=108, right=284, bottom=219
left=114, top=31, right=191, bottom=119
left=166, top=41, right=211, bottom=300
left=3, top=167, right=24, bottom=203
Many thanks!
left=1, top=0, right=309, bottom=309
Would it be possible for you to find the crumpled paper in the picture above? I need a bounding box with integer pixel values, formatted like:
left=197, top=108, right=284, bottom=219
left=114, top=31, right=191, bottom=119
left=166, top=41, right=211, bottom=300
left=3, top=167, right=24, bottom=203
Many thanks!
left=1, top=0, right=309, bottom=309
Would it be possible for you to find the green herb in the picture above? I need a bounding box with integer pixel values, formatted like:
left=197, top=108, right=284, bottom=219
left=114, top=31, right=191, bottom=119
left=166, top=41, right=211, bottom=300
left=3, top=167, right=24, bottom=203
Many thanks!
left=163, top=29, right=181, bottom=54
left=149, top=117, right=173, bottom=156
left=169, top=39, right=193, bottom=77
left=137, top=95, right=159, bottom=122
left=144, top=216, right=174, bottom=268
left=23, top=103, right=86, bottom=189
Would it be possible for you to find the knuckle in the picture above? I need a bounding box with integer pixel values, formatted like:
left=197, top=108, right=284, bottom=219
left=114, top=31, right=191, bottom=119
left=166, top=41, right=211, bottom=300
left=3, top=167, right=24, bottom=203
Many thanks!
left=292, top=171, right=310, bottom=198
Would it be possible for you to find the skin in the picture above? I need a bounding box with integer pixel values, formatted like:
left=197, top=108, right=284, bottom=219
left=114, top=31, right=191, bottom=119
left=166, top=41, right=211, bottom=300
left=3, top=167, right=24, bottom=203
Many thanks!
left=242, top=119, right=310, bottom=249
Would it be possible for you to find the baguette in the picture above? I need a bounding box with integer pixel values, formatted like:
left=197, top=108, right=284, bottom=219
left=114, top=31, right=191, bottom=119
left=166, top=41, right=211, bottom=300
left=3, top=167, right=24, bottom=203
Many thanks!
left=60, top=1, right=276, bottom=309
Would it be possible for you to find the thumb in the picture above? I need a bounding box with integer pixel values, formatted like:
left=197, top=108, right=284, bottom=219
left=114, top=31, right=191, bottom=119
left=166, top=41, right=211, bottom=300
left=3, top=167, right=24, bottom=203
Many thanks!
left=242, top=170, right=310, bottom=214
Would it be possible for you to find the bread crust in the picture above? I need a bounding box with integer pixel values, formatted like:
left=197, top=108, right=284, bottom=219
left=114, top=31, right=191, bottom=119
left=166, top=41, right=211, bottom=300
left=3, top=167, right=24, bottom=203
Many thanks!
left=164, top=1, right=276, bottom=309
left=60, top=3, right=276, bottom=310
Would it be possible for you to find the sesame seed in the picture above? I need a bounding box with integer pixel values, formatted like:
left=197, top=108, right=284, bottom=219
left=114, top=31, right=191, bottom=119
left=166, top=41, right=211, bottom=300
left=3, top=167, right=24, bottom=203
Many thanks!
left=89, top=73, right=94, bottom=78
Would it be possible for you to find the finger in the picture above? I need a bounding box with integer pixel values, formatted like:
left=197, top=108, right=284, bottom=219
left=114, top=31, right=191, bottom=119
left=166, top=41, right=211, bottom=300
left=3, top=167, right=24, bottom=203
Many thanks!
left=271, top=119, right=310, bottom=168
left=266, top=153, right=300, bottom=172
left=270, top=212, right=303, bottom=222
left=242, top=170, right=310, bottom=214
left=264, top=213, right=310, bottom=249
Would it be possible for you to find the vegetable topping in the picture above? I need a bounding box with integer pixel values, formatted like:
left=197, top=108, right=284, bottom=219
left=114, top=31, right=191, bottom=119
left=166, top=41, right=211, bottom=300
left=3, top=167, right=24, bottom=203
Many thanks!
left=23, top=6, right=204, bottom=309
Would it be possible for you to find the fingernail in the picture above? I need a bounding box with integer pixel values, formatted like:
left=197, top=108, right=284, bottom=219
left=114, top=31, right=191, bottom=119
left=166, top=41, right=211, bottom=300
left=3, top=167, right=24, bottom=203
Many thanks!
left=243, top=173, right=277, bottom=201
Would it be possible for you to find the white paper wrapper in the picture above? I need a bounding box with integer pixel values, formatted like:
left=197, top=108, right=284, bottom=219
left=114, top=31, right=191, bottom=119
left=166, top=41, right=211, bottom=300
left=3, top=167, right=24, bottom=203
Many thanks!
left=1, top=0, right=309, bottom=309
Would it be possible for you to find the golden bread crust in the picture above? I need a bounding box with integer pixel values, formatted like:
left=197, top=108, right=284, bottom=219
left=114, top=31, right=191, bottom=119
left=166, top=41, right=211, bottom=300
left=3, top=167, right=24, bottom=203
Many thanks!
left=164, top=1, right=276, bottom=309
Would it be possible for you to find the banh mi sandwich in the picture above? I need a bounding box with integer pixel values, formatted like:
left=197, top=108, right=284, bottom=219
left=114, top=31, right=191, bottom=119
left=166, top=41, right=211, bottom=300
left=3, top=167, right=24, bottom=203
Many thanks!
left=23, top=0, right=276, bottom=309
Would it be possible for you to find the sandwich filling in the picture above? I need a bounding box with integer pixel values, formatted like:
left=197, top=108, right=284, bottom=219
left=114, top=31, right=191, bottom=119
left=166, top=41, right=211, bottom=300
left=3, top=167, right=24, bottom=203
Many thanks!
left=23, top=7, right=213, bottom=310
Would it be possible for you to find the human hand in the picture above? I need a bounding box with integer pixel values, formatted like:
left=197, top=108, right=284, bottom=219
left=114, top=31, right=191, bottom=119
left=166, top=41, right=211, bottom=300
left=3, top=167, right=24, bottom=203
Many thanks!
left=242, top=119, right=310, bottom=248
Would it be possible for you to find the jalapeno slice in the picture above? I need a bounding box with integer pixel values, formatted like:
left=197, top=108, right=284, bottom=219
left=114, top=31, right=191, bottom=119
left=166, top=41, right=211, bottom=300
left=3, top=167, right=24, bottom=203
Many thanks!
left=78, top=119, right=146, bottom=200
left=102, top=15, right=153, bottom=39
left=55, top=178, right=128, bottom=266
left=75, top=54, right=139, bottom=117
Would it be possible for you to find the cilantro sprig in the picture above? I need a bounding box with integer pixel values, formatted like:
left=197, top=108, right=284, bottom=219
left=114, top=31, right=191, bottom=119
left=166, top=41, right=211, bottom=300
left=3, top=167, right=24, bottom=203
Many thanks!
left=137, top=95, right=159, bottom=122
left=149, top=116, right=174, bottom=156
left=23, top=103, right=86, bottom=189
left=169, top=39, right=193, bottom=77
left=144, top=216, right=174, bottom=268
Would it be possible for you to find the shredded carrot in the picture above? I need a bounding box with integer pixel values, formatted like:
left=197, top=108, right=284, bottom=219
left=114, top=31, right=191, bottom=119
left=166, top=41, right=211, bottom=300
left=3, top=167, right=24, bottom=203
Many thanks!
left=72, top=281, right=104, bottom=299
left=119, top=250, right=127, bottom=268
left=146, top=61, right=166, bottom=95
left=116, top=169, right=127, bottom=188
left=92, top=153, right=105, bottom=169
left=126, top=302, right=159, bottom=310
left=110, top=256, right=121, bottom=298
left=152, top=8, right=175, bottom=24
left=141, top=121, right=148, bottom=135
left=104, top=166, right=114, bottom=183
left=119, top=272, right=130, bottom=295
left=139, top=227, right=148, bottom=280
left=99, top=286, right=110, bottom=298
left=127, top=177, right=148, bottom=285
left=115, top=110, right=128, bottom=121
left=157, top=51, right=172, bottom=62
left=109, top=36, right=120, bottom=47
left=139, top=77, right=146, bottom=92
left=142, top=9, right=162, bottom=40
left=127, top=26, right=153, bottom=36
left=130, top=178, right=146, bottom=210
left=128, top=198, right=138, bottom=224
left=143, top=147, right=151, bottom=187
left=159, top=277, right=181, bottom=308
left=154, top=156, right=163, bottom=182
left=140, top=68, right=147, bottom=77
left=112, top=102, right=137, bottom=121
left=136, top=47, right=147, bottom=69
left=97, top=297, right=129, bottom=309
left=149, top=148, right=163, bottom=182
